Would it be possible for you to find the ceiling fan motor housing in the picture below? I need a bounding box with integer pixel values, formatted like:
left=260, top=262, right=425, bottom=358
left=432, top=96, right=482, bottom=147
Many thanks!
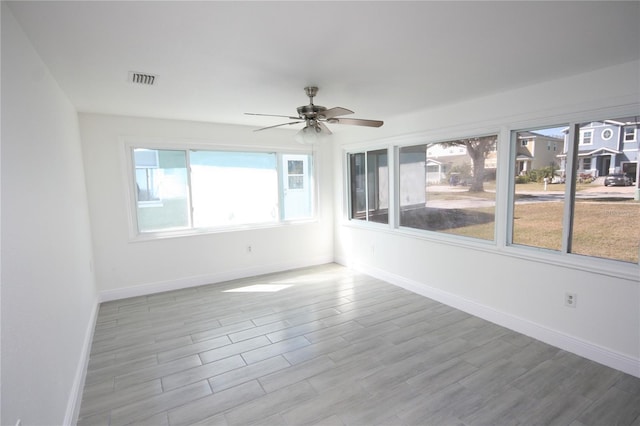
left=297, top=104, right=327, bottom=119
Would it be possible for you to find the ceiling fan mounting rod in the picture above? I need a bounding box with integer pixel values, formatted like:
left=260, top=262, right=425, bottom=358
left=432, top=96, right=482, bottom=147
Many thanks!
left=297, top=87, right=326, bottom=120
left=304, top=86, right=318, bottom=103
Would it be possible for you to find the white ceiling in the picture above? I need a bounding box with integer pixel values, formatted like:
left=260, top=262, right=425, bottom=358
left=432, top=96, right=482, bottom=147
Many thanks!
left=7, top=1, right=640, bottom=132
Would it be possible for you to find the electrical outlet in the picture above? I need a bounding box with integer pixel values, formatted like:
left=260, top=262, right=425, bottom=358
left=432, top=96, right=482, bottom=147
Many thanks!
left=247, top=245, right=252, bottom=253
left=565, top=292, right=577, bottom=308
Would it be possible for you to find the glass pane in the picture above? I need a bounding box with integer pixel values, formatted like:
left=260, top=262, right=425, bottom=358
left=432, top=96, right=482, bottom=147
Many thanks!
left=512, top=127, right=566, bottom=250
left=570, top=117, right=639, bottom=263
left=288, top=160, right=303, bottom=174
left=350, top=153, right=366, bottom=221
left=367, top=149, right=389, bottom=224
left=288, top=176, right=303, bottom=189
left=399, top=135, right=498, bottom=240
left=190, top=151, right=278, bottom=228
left=134, top=149, right=189, bottom=232
left=283, top=154, right=312, bottom=220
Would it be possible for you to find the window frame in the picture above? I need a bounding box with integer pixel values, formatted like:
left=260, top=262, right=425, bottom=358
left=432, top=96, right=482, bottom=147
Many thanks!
left=342, top=106, right=638, bottom=277
left=346, top=147, right=390, bottom=225
left=623, top=126, right=637, bottom=143
left=579, top=129, right=593, bottom=145
left=123, top=140, right=317, bottom=241
left=395, top=134, right=500, bottom=242
left=507, top=116, right=639, bottom=266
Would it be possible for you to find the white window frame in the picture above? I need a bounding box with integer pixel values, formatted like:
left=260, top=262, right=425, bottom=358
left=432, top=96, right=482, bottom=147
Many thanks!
left=123, top=140, right=316, bottom=241
left=579, top=129, right=593, bottom=145
left=346, top=148, right=390, bottom=224
left=601, top=128, right=613, bottom=140
left=342, top=106, right=638, bottom=279
left=623, top=126, right=637, bottom=142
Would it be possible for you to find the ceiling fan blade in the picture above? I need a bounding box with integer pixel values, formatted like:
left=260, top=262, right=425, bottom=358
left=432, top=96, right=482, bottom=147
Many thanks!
left=328, top=118, right=384, bottom=127
left=245, top=112, right=300, bottom=120
left=317, top=121, right=332, bottom=135
left=254, top=121, right=303, bottom=132
left=319, top=107, right=354, bottom=120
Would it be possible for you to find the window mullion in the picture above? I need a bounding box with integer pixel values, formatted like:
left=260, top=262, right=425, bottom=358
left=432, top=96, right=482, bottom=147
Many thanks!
left=186, top=150, right=195, bottom=229
left=561, top=124, right=578, bottom=254
left=364, top=152, right=370, bottom=221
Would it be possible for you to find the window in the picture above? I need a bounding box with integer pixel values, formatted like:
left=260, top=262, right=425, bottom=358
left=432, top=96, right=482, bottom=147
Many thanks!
left=571, top=118, right=638, bottom=263
left=580, top=129, right=593, bottom=145
left=348, top=149, right=388, bottom=224
left=511, top=127, right=565, bottom=251
left=623, top=126, right=636, bottom=142
left=190, top=151, right=279, bottom=228
left=399, top=135, right=498, bottom=241
left=601, top=128, right=613, bottom=140
left=511, top=117, right=639, bottom=264
left=134, top=149, right=189, bottom=232
left=131, top=148, right=313, bottom=234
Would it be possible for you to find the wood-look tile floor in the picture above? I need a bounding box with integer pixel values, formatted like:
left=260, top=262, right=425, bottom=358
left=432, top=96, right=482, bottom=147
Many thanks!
left=78, top=263, right=640, bottom=426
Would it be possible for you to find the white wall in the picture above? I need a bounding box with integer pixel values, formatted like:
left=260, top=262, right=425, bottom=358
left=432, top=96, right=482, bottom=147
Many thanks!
left=1, top=4, right=98, bottom=425
left=78, top=114, right=334, bottom=298
left=333, top=61, right=640, bottom=377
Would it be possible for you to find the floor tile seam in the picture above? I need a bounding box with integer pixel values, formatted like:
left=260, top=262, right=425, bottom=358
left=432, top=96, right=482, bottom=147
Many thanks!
left=300, top=320, right=365, bottom=341
left=165, top=380, right=267, bottom=425
left=80, top=383, right=118, bottom=404
left=109, top=383, right=212, bottom=425
left=258, top=309, right=348, bottom=330
left=113, top=355, right=203, bottom=390
left=221, top=379, right=320, bottom=426
left=249, top=305, right=347, bottom=327
left=158, top=335, right=245, bottom=364
left=256, top=356, right=337, bottom=391
left=89, top=342, right=160, bottom=358
left=206, top=356, right=293, bottom=393
left=84, top=359, right=162, bottom=385
left=79, top=380, right=165, bottom=418
left=264, top=319, right=336, bottom=344
left=77, top=408, right=113, bottom=426
left=157, top=338, right=234, bottom=363
left=92, top=325, right=195, bottom=345
left=335, top=293, right=419, bottom=311
left=89, top=336, right=194, bottom=360
left=351, top=304, right=434, bottom=328
left=196, top=335, right=273, bottom=365
left=239, top=336, right=312, bottom=365
left=160, top=354, right=248, bottom=392
left=402, top=366, right=477, bottom=393
left=189, top=320, right=258, bottom=341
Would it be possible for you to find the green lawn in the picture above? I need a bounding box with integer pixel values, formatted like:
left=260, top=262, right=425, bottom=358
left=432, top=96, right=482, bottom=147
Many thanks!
left=405, top=188, right=639, bottom=263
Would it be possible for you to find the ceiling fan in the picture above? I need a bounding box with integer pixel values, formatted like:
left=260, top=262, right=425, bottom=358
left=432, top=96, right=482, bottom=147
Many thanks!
left=246, top=86, right=383, bottom=144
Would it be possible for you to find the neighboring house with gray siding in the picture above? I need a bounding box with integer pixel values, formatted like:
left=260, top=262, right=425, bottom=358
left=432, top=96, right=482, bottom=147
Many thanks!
left=559, top=118, right=638, bottom=180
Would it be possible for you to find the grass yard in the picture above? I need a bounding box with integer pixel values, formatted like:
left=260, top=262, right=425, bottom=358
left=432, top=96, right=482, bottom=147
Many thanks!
left=512, top=200, right=638, bottom=263
left=572, top=201, right=639, bottom=263
left=408, top=186, right=639, bottom=263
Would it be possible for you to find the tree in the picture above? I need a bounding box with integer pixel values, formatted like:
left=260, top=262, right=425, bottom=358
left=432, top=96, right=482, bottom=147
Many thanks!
left=443, top=136, right=497, bottom=192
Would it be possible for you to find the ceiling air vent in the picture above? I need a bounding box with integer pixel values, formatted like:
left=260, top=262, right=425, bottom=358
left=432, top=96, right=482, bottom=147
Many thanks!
left=129, top=71, right=157, bottom=86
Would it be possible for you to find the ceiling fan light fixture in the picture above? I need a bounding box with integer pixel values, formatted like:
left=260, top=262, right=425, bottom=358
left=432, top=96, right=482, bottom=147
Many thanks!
left=295, top=121, right=331, bottom=145
left=247, top=86, right=383, bottom=141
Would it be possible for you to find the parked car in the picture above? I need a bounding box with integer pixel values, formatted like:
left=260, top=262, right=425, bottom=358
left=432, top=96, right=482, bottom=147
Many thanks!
left=604, top=174, right=633, bottom=186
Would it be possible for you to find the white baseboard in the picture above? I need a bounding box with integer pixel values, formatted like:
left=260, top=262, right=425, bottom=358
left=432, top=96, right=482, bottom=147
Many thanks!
left=337, top=258, right=640, bottom=378
left=99, top=255, right=335, bottom=303
left=63, top=297, right=99, bottom=425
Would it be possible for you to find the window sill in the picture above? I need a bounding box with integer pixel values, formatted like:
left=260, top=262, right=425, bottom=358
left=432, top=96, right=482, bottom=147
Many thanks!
left=129, top=218, right=319, bottom=243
